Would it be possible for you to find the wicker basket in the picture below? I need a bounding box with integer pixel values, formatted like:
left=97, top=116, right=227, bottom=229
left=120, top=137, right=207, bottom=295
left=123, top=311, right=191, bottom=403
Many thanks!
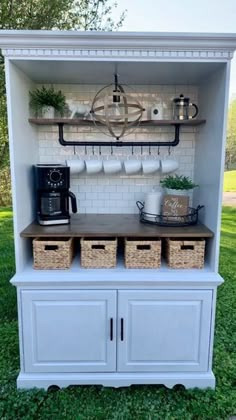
left=125, top=238, right=161, bottom=268
left=33, top=237, right=73, bottom=269
left=165, top=238, right=205, bottom=269
left=80, top=238, right=117, bottom=268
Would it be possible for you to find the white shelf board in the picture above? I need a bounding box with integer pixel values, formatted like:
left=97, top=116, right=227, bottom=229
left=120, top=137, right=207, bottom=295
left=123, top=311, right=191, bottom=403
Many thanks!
left=11, top=256, right=223, bottom=288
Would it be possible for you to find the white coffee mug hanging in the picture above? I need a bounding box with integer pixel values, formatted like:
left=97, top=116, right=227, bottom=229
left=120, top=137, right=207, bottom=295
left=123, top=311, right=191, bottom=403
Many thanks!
left=150, top=102, right=163, bottom=120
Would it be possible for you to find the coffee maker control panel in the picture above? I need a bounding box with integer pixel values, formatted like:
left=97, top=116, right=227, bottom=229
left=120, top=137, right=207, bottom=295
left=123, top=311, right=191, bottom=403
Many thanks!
left=47, top=169, right=64, bottom=188
left=34, top=164, right=70, bottom=191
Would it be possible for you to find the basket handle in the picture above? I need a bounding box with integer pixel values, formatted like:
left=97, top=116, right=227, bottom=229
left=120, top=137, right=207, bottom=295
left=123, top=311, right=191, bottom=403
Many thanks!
left=44, top=245, right=58, bottom=251
left=136, top=201, right=144, bottom=211
left=137, top=244, right=151, bottom=250
left=181, top=244, right=194, bottom=250
left=91, top=244, right=105, bottom=250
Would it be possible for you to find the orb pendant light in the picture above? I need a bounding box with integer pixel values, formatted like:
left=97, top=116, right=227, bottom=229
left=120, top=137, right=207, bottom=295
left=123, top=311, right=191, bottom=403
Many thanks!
left=91, top=74, right=145, bottom=140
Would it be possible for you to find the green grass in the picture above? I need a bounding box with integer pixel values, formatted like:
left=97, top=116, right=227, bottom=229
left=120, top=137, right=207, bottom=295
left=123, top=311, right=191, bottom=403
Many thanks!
left=224, top=170, right=236, bottom=191
left=0, top=207, right=236, bottom=419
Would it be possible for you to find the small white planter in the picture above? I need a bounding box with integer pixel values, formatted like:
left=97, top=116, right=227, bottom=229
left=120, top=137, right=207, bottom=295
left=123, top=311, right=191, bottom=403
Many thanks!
left=41, top=106, right=55, bottom=118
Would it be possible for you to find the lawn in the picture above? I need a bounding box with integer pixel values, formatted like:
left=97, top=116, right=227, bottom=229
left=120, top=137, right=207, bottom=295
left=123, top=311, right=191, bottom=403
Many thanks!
left=224, top=170, right=236, bottom=191
left=0, top=207, right=236, bottom=419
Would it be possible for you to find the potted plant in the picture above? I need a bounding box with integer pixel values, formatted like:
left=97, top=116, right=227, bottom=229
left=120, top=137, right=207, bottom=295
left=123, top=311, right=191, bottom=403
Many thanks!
left=160, top=174, right=198, bottom=196
left=29, top=85, right=66, bottom=118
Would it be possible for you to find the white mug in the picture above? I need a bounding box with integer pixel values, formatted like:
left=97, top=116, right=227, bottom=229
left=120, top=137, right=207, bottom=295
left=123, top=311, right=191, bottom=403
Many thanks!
left=124, top=160, right=142, bottom=175
left=142, top=160, right=160, bottom=174
left=160, top=159, right=179, bottom=174
left=66, top=159, right=85, bottom=174
left=103, top=160, right=122, bottom=174
left=85, top=160, right=103, bottom=174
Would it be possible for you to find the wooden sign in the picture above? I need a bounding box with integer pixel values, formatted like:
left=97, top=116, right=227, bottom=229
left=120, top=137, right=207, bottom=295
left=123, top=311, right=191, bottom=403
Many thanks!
left=162, top=194, right=189, bottom=221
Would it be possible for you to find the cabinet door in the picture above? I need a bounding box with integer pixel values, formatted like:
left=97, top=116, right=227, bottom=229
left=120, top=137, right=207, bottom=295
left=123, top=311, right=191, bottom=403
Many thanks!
left=118, top=290, right=212, bottom=372
left=21, top=290, right=116, bottom=373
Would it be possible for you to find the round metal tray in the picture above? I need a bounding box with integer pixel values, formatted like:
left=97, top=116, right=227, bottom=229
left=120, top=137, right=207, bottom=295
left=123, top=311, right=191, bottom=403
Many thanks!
left=136, top=201, right=204, bottom=227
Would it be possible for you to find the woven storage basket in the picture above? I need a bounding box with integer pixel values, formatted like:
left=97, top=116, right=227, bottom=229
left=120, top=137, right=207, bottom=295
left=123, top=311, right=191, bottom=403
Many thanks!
left=33, top=237, right=73, bottom=269
left=165, top=238, right=205, bottom=269
left=125, top=238, right=161, bottom=268
left=80, top=238, right=117, bottom=268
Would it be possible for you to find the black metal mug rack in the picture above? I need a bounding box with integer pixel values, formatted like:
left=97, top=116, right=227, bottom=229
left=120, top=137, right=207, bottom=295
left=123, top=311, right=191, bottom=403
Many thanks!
left=28, top=118, right=206, bottom=149
left=58, top=122, right=181, bottom=148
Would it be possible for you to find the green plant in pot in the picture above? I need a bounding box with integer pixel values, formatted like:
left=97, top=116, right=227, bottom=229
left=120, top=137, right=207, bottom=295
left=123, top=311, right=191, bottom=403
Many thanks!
left=160, top=174, right=198, bottom=196
left=29, top=85, right=66, bottom=118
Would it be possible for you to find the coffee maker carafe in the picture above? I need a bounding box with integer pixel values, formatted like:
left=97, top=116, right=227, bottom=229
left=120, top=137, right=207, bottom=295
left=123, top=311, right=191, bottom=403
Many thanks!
left=173, top=94, right=198, bottom=120
left=34, top=164, right=77, bottom=225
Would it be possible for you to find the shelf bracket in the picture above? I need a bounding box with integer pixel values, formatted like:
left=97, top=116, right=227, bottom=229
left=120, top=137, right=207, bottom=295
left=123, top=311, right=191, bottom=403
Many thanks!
left=58, top=123, right=181, bottom=148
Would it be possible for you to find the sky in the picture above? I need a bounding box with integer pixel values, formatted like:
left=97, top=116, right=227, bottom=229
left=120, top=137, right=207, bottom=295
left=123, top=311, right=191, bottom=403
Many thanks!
left=112, top=0, right=236, bottom=97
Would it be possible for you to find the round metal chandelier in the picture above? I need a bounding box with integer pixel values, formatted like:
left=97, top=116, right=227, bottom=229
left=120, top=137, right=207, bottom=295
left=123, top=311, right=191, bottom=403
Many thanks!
left=91, top=74, right=145, bottom=140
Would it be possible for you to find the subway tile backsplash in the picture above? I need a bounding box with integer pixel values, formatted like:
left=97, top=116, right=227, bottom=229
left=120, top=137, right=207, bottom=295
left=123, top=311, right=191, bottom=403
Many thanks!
left=38, top=84, right=198, bottom=214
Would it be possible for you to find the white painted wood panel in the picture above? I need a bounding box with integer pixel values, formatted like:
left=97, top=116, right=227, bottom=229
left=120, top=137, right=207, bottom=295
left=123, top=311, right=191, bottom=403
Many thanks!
left=5, top=59, right=38, bottom=272
left=21, top=290, right=116, bottom=373
left=194, top=63, right=231, bottom=271
left=118, top=290, right=212, bottom=372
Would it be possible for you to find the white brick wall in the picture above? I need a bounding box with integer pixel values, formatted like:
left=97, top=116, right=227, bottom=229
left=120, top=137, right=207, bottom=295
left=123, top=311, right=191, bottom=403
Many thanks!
left=38, top=84, right=198, bottom=214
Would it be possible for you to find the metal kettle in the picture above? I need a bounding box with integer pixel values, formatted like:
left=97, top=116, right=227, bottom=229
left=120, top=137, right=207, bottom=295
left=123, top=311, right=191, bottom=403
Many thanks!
left=173, top=94, right=198, bottom=120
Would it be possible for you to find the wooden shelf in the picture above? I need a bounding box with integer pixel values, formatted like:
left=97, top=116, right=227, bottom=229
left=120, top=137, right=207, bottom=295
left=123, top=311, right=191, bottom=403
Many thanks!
left=28, top=118, right=206, bottom=127
left=20, top=214, right=214, bottom=238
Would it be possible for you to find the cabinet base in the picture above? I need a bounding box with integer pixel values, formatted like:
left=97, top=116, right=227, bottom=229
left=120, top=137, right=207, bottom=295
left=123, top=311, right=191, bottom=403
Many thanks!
left=17, top=371, right=215, bottom=390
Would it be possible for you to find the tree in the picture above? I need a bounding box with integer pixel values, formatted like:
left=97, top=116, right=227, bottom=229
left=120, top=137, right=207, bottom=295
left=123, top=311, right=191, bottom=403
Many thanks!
left=68, top=0, right=126, bottom=30
left=0, top=0, right=125, bottom=31
left=226, top=99, right=236, bottom=169
left=0, top=0, right=126, bottom=205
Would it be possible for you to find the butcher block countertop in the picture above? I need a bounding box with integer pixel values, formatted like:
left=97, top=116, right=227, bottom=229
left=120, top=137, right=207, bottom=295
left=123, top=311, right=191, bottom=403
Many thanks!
left=20, top=214, right=214, bottom=238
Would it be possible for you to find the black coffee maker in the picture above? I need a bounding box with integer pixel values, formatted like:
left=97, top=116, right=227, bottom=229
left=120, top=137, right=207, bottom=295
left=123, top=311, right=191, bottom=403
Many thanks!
left=34, top=164, right=77, bottom=225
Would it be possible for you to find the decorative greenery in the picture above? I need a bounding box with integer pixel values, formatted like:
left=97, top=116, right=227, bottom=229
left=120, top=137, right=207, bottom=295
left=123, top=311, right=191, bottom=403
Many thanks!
left=29, top=86, right=66, bottom=116
left=160, top=174, right=198, bottom=190
left=0, top=207, right=236, bottom=418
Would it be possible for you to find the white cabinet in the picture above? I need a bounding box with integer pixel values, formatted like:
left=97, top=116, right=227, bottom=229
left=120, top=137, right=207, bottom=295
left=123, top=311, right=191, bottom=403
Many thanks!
left=117, top=290, right=212, bottom=373
left=21, top=289, right=212, bottom=376
left=3, top=30, right=235, bottom=389
left=21, top=290, right=116, bottom=373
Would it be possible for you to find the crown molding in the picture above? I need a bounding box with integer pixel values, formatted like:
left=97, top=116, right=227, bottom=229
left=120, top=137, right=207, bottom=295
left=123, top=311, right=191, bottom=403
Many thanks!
left=0, top=30, right=236, bottom=61
left=1, top=48, right=234, bottom=61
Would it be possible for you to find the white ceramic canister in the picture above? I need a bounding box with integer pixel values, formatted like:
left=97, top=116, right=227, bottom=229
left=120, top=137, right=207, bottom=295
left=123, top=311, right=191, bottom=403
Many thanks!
left=143, top=191, right=163, bottom=221
left=150, top=102, right=163, bottom=120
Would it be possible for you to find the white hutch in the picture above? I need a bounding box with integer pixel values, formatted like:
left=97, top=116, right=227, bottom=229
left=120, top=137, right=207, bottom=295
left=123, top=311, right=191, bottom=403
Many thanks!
left=1, top=30, right=236, bottom=390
